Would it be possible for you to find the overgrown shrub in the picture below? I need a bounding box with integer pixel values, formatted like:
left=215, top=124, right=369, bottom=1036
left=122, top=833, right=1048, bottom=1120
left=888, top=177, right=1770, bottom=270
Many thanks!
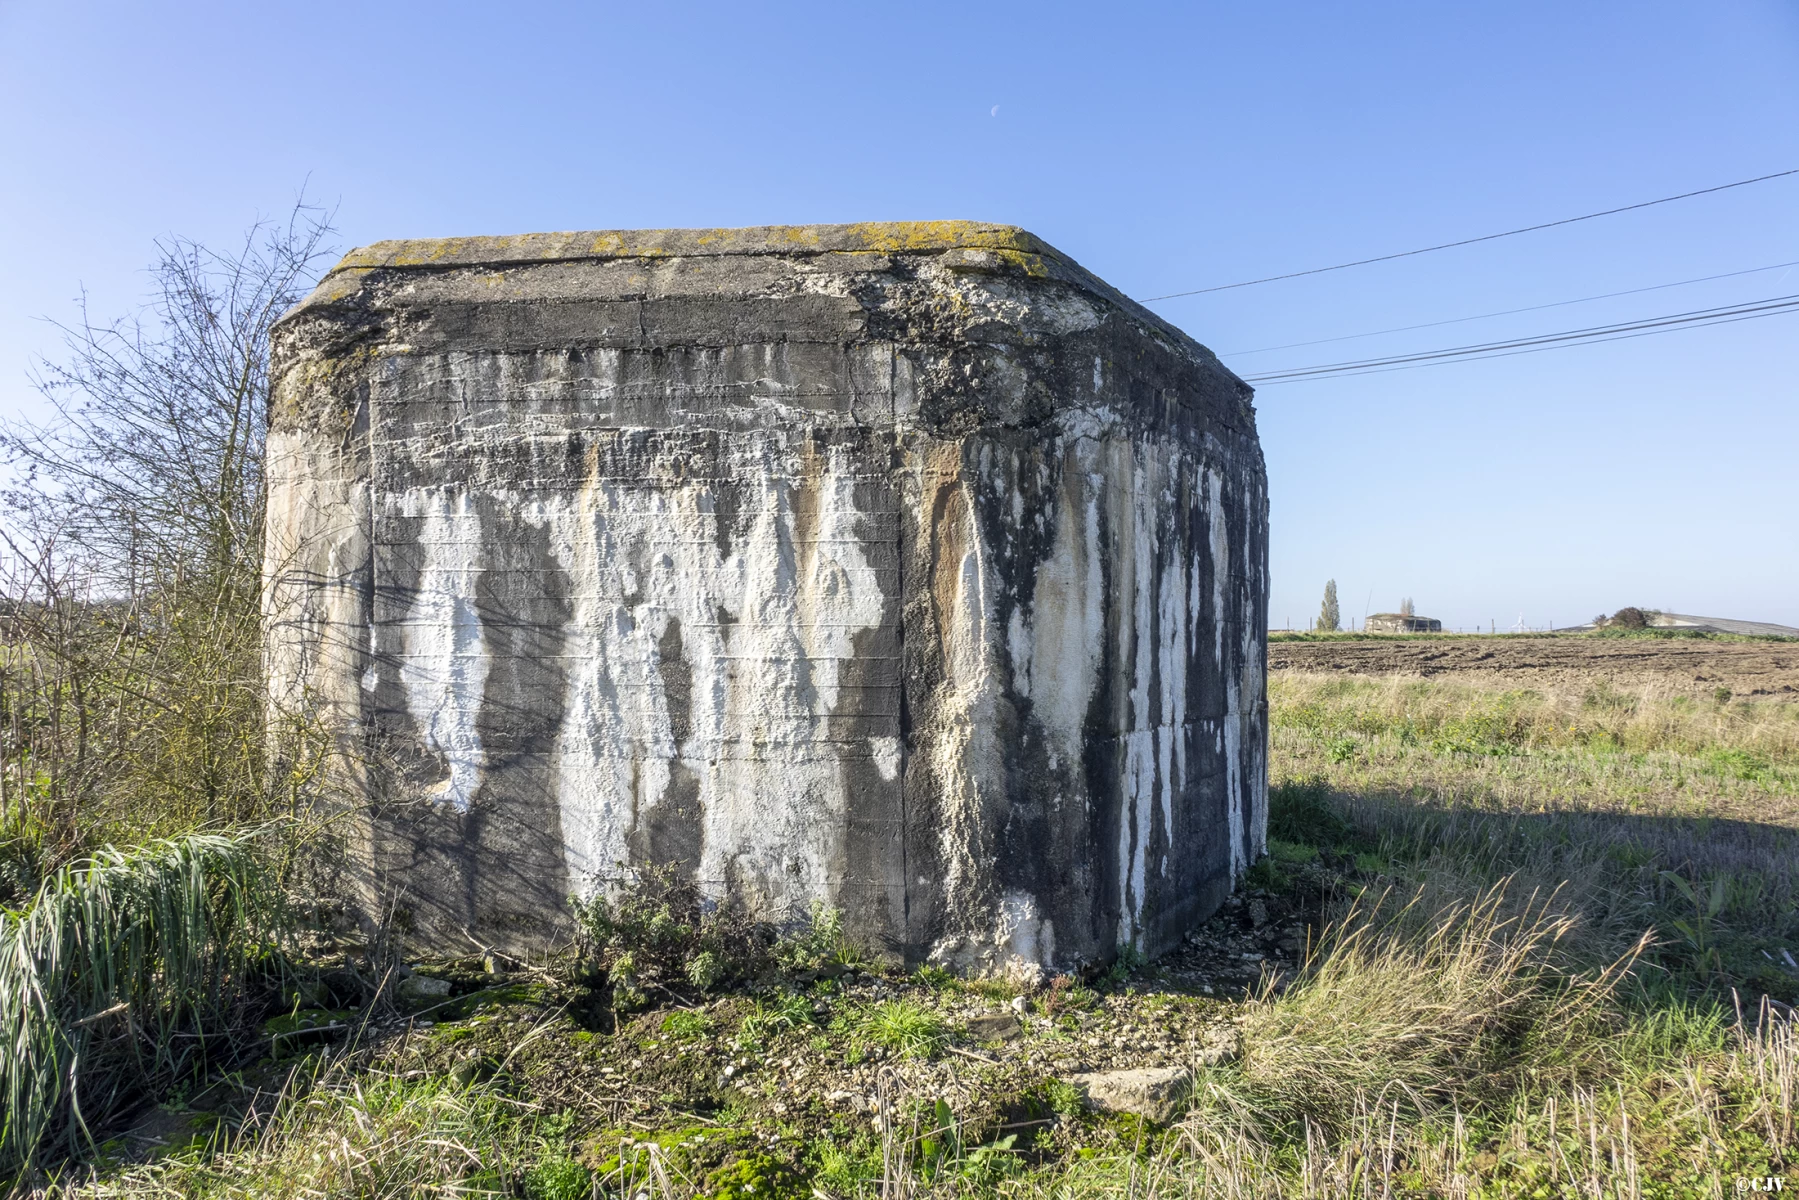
left=569, top=866, right=859, bottom=1003
left=0, top=205, right=338, bottom=885
left=570, top=866, right=767, bottom=1003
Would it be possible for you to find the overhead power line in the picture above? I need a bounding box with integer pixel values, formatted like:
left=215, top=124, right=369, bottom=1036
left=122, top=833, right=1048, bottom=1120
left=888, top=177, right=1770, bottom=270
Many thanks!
left=1225, top=258, right=1799, bottom=357
left=1144, top=167, right=1799, bottom=301
left=1241, top=293, right=1799, bottom=385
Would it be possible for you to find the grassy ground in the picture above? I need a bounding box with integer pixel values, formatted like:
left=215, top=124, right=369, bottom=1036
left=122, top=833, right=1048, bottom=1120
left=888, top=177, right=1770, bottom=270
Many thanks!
left=27, top=670, right=1799, bottom=1198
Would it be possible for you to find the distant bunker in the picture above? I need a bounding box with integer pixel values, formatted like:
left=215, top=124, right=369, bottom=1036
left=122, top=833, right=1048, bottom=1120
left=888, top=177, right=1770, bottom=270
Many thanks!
left=265, top=223, right=1269, bottom=979
left=1365, top=614, right=1443, bottom=634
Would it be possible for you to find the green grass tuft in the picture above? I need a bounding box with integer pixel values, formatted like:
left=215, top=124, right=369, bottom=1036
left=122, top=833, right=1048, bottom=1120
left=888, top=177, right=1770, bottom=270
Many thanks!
left=859, top=999, right=949, bottom=1059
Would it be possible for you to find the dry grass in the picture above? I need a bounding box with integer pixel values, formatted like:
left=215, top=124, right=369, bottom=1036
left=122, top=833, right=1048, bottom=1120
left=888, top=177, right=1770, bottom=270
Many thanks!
left=1164, top=1008, right=1794, bottom=1198
left=73, top=1066, right=547, bottom=1200
left=1230, top=881, right=1643, bottom=1131
left=1270, top=670, right=1799, bottom=995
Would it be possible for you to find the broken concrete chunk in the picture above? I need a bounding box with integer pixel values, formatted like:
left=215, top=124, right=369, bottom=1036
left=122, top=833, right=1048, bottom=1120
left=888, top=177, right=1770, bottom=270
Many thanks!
left=1069, top=1066, right=1193, bottom=1124
left=966, top=1012, right=1023, bottom=1041
left=266, top=222, right=1269, bottom=977
left=397, top=974, right=452, bottom=1001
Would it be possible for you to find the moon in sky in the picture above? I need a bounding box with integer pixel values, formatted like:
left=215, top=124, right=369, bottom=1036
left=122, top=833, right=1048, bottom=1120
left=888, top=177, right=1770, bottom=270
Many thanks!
left=991, top=105, right=999, bottom=117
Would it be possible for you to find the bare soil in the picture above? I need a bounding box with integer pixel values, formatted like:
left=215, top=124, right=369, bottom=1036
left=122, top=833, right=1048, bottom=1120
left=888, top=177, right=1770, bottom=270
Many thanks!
left=1269, top=635, right=1799, bottom=698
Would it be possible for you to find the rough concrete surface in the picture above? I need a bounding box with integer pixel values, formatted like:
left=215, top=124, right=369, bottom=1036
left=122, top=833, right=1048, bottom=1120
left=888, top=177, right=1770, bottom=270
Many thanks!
left=265, top=222, right=1268, bottom=978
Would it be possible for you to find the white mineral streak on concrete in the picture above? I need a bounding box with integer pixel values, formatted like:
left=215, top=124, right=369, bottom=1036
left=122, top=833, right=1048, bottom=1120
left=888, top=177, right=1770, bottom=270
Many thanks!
left=1241, top=501, right=1269, bottom=862
left=871, top=736, right=902, bottom=782
left=398, top=488, right=491, bottom=813
left=1147, top=460, right=1169, bottom=922
left=929, top=472, right=1006, bottom=944
left=1118, top=442, right=1160, bottom=948
left=1007, top=607, right=1032, bottom=700
left=1156, top=467, right=1187, bottom=874
left=1206, top=468, right=1245, bottom=879
left=1028, top=444, right=1105, bottom=775
left=550, top=436, right=890, bottom=918
left=999, top=890, right=1054, bottom=987
left=545, top=468, right=624, bottom=888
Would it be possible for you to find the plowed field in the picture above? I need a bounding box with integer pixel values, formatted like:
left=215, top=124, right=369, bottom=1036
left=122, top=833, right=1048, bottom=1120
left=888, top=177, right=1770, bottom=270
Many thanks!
left=1269, top=634, right=1799, bottom=697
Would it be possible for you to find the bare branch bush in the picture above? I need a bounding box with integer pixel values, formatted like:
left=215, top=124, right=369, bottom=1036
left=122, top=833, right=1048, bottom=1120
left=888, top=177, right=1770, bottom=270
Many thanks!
left=0, top=203, right=337, bottom=897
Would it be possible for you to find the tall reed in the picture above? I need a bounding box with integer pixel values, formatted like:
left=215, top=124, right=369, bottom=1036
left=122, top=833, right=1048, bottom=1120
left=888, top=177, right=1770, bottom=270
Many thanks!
left=0, top=829, right=279, bottom=1176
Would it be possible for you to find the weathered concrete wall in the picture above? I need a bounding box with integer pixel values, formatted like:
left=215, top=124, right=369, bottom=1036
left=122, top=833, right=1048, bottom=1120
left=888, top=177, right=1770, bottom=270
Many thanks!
left=265, top=223, right=1268, bottom=979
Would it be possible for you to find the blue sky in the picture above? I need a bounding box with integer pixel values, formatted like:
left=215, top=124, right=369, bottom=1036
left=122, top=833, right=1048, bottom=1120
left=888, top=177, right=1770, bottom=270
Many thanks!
left=2, top=0, right=1795, bottom=629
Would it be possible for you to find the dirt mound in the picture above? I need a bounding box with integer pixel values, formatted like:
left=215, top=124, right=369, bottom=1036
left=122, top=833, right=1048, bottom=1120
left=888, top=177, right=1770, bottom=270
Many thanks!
left=1269, top=635, right=1799, bottom=697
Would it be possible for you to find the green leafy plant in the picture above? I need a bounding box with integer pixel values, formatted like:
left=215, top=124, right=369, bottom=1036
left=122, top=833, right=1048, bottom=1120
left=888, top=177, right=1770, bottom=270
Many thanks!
left=523, top=1150, right=592, bottom=1200
left=917, top=1098, right=1019, bottom=1186
left=572, top=873, right=864, bottom=1000
left=1267, top=777, right=1352, bottom=846
left=738, top=991, right=817, bottom=1045
left=912, top=963, right=957, bottom=990
left=1269, top=839, right=1319, bottom=866
left=1245, top=854, right=1287, bottom=892
left=660, top=1009, right=710, bottom=1040
left=570, top=865, right=771, bottom=998
left=1107, top=942, right=1147, bottom=983
left=1659, top=870, right=1727, bottom=972
left=1705, top=748, right=1770, bottom=782
left=774, top=902, right=860, bottom=974
left=685, top=949, right=724, bottom=991
left=919, top=1097, right=961, bottom=1180
left=1046, top=1079, right=1085, bottom=1120
left=810, top=1133, right=882, bottom=1195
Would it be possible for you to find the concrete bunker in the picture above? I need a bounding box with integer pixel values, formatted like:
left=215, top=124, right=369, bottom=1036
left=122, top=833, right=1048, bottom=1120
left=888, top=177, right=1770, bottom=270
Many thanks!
left=1364, top=613, right=1443, bottom=634
left=265, top=222, right=1268, bottom=979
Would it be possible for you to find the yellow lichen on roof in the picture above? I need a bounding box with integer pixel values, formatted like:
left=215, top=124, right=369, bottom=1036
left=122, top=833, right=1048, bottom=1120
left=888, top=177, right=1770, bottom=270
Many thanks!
left=324, top=222, right=1055, bottom=277
left=833, top=221, right=1046, bottom=255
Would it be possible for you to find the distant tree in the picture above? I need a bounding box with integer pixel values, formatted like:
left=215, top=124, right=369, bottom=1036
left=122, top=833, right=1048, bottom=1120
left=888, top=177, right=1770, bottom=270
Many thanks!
left=1610, top=607, right=1648, bottom=630
left=1316, top=580, right=1340, bottom=632
left=1400, top=597, right=1415, bottom=619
